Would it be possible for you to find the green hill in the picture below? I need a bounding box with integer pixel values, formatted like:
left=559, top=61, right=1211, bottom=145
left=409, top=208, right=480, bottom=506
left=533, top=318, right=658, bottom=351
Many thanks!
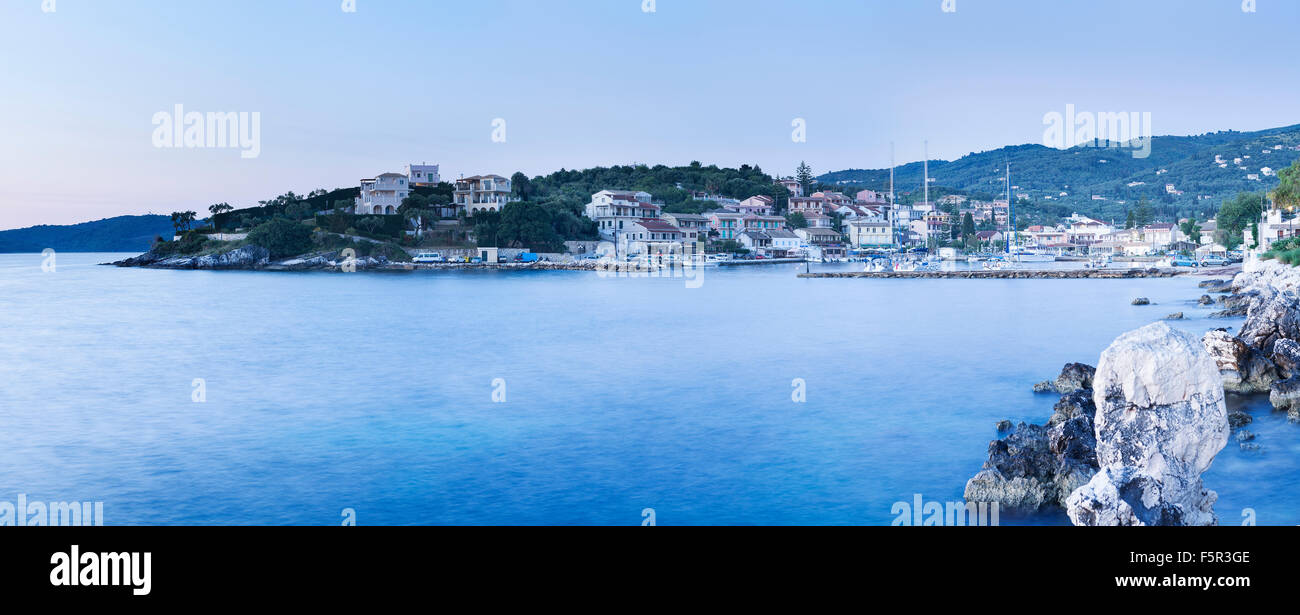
left=0, top=215, right=176, bottom=253
left=820, top=124, right=1300, bottom=222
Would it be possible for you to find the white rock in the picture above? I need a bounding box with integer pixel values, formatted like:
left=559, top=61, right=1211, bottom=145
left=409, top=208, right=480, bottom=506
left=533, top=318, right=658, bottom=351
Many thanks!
left=1066, top=322, right=1229, bottom=526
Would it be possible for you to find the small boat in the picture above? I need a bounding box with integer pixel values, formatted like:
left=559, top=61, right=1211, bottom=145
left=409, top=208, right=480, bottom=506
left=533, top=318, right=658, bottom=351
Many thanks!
left=1088, top=255, right=1114, bottom=269
left=983, top=258, right=1010, bottom=271
left=864, top=258, right=893, bottom=273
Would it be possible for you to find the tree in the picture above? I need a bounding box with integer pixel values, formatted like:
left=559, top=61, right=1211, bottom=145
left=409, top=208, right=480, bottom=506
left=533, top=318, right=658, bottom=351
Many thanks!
left=246, top=217, right=313, bottom=258
left=1125, top=210, right=1136, bottom=229
left=170, top=211, right=197, bottom=233
left=356, top=216, right=386, bottom=236
left=1216, top=192, right=1265, bottom=249
left=1179, top=217, right=1202, bottom=244
left=785, top=212, right=808, bottom=229
left=1273, top=160, right=1300, bottom=211
left=961, top=212, right=976, bottom=248
left=208, top=203, right=233, bottom=216
left=511, top=172, right=531, bottom=201
left=1134, top=199, right=1154, bottom=227
left=495, top=202, right=565, bottom=252
left=795, top=161, right=814, bottom=197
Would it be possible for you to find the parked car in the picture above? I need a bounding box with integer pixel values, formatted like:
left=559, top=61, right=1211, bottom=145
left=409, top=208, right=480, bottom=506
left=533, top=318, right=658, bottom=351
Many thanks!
left=412, top=252, right=445, bottom=263
left=514, top=253, right=540, bottom=263
left=1172, top=255, right=1200, bottom=267
left=1199, top=255, right=1230, bottom=267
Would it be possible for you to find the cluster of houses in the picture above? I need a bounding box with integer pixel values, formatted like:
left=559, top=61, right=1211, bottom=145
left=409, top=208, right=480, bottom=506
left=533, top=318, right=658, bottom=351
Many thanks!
left=348, top=162, right=1283, bottom=260
left=352, top=163, right=518, bottom=219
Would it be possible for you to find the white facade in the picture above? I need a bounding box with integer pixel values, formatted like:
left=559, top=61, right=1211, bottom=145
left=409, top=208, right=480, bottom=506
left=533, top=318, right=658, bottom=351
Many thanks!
left=586, top=190, right=659, bottom=240
left=355, top=172, right=410, bottom=215
left=455, top=174, right=514, bottom=215
left=405, top=163, right=440, bottom=186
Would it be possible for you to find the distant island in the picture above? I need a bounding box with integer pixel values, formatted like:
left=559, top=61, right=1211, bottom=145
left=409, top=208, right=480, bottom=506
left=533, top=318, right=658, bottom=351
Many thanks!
left=0, top=215, right=175, bottom=253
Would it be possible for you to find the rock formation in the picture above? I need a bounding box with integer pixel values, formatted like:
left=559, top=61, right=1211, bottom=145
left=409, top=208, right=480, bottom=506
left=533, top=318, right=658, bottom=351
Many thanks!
left=1201, top=329, right=1278, bottom=394
left=1066, top=323, right=1229, bottom=526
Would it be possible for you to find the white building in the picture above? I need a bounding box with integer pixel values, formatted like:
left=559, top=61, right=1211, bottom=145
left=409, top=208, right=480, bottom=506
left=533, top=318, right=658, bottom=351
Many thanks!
left=586, top=190, right=659, bottom=240
left=455, top=174, right=514, bottom=215
left=355, top=172, right=410, bottom=215
left=405, top=163, right=440, bottom=186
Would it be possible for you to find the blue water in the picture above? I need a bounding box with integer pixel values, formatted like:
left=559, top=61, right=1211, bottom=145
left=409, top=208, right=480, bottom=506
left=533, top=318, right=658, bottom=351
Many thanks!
left=1, top=253, right=1297, bottom=525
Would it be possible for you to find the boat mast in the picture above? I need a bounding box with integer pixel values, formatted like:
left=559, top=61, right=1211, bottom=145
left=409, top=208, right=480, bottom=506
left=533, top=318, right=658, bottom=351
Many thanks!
left=890, top=142, right=896, bottom=247
left=924, top=140, right=930, bottom=251
left=1005, top=160, right=1013, bottom=254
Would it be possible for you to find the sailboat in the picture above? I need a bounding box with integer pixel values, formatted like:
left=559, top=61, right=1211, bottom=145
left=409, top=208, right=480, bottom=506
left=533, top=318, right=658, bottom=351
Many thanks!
left=1004, top=161, right=1056, bottom=264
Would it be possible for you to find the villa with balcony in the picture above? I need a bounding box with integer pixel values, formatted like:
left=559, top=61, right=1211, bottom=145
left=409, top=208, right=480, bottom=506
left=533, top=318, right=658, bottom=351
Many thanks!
left=455, top=174, right=515, bottom=216
left=354, top=172, right=411, bottom=215
left=585, top=190, right=660, bottom=240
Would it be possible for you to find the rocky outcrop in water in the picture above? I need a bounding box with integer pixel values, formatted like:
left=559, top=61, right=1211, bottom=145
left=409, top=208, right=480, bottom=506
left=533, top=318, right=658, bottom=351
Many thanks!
left=1032, top=363, right=1096, bottom=394
left=1131, top=297, right=1150, bottom=306
left=1201, top=329, right=1278, bottom=394
left=1066, top=323, right=1229, bottom=526
left=1239, top=290, right=1300, bottom=355
left=1272, top=339, right=1300, bottom=379
left=966, top=384, right=1099, bottom=513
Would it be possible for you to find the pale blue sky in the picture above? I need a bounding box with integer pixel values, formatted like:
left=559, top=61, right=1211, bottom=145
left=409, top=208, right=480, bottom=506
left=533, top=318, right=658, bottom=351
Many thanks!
left=1, top=0, right=1296, bottom=229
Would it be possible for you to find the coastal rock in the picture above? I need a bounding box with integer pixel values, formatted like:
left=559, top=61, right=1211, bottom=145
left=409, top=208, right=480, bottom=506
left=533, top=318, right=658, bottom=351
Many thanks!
left=1271, top=339, right=1300, bottom=379
left=1227, top=410, right=1253, bottom=429
left=1131, top=297, right=1151, bottom=306
left=1198, top=295, right=1215, bottom=305
left=1054, top=363, right=1096, bottom=394
left=1049, top=390, right=1096, bottom=427
left=1032, top=381, right=1056, bottom=394
left=193, top=245, right=271, bottom=269
left=1199, top=279, right=1233, bottom=292
left=1238, top=290, right=1300, bottom=355
left=1201, top=329, right=1278, bottom=394
left=1235, top=430, right=1256, bottom=442
left=1066, top=322, right=1229, bottom=526
left=965, top=392, right=1099, bottom=514
left=1268, top=377, right=1300, bottom=418
left=1164, top=312, right=1185, bottom=320
left=996, top=420, right=1013, bottom=432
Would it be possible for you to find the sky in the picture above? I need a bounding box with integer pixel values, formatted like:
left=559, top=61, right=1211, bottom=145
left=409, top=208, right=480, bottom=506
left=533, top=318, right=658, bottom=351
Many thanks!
left=1, top=0, right=1297, bottom=229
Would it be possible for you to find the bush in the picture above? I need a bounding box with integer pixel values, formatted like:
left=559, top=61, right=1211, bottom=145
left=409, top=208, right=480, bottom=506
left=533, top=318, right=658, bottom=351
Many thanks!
left=246, top=217, right=314, bottom=258
left=152, top=231, right=208, bottom=256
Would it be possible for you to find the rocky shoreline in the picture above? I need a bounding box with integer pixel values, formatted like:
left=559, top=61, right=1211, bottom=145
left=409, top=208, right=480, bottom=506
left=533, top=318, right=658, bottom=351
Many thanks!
left=107, top=247, right=612, bottom=272
left=966, top=259, right=1300, bottom=525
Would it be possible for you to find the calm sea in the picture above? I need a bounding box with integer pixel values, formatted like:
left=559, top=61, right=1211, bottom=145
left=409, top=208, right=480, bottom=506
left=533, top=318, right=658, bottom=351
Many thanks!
left=1, top=253, right=1296, bottom=525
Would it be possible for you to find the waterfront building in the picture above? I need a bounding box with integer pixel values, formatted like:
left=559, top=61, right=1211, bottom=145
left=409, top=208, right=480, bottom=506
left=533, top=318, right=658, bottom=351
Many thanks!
left=767, top=229, right=801, bottom=256
left=586, top=190, right=659, bottom=240
left=737, top=230, right=773, bottom=255
left=354, top=172, right=410, bottom=215
left=794, top=227, right=846, bottom=258
left=455, top=174, right=515, bottom=216
left=846, top=220, right=894, bottom=249
left=659, top=212, right=709, bottom=243
left=707, top=211, right=745, bottom=240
